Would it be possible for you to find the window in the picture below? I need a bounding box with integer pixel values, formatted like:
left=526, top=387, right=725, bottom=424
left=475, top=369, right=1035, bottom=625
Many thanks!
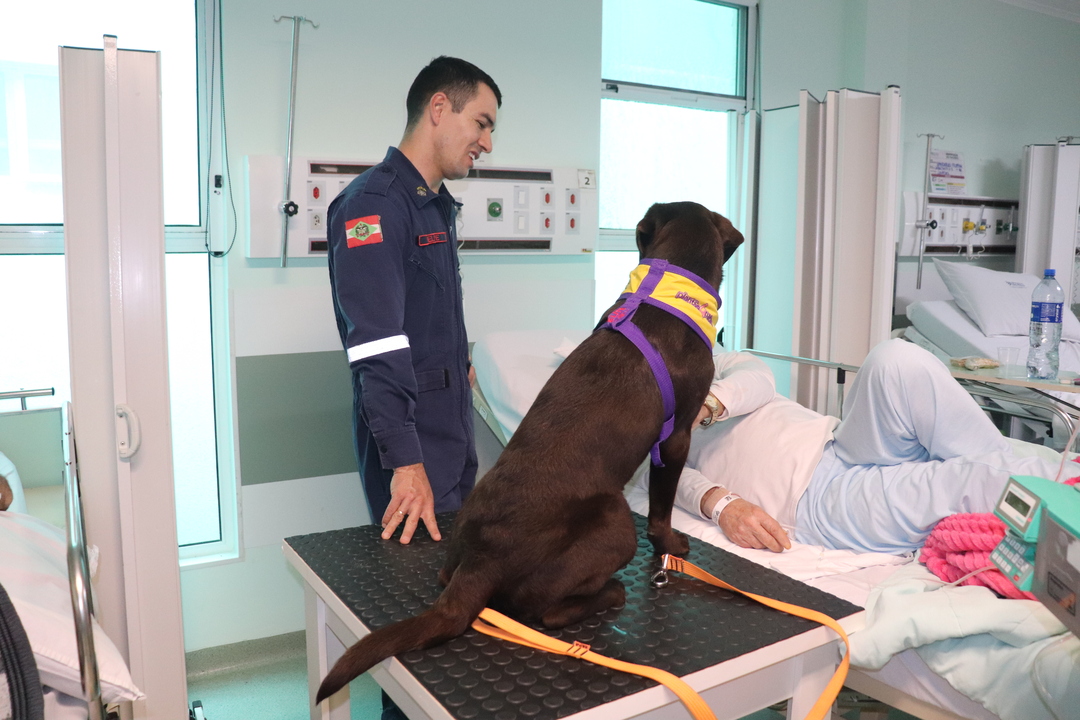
left=599, top=100, right=729, bottom=231
left=596, top=0, right=751, bottom=332
left=601, top=0, right=744, bottom=97
left=2, top=1, right=199, bottom=226
left=0, top=1, right=235, bottom=561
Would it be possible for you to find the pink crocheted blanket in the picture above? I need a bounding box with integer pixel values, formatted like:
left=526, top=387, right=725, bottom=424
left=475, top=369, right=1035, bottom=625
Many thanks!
left=919, top=512, right=1035, bottom=600
left=919, top=473, right=1080, bottom=601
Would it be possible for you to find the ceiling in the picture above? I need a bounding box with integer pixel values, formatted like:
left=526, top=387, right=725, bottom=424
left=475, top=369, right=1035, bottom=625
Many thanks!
left=998, top=0, right=1080, bottom=23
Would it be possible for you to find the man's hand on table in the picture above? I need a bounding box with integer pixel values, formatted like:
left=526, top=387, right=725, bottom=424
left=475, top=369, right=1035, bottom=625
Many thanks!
left=382, top=463, right=442, bottom=544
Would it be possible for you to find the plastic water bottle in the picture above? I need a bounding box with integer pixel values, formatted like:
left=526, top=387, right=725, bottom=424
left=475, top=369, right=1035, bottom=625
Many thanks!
left=1027, top=268, right=1064, bottom=380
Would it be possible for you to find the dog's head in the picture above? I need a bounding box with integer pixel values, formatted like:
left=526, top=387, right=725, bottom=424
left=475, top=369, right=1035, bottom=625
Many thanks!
left=635, top=202, right=744, bottom=288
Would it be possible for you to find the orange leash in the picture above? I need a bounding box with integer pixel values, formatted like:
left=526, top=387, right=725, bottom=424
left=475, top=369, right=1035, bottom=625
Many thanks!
left=655, top=554, right=851, bottom=720
left=472, top=607, right=717, bottom=720
left=470, top=554, right=850, bottom=720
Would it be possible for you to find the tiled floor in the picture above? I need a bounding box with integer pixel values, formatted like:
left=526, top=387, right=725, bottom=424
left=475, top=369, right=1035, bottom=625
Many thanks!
left=185, top=631, right=381, bottom=720
left=184, top=631, right=919, bottom=720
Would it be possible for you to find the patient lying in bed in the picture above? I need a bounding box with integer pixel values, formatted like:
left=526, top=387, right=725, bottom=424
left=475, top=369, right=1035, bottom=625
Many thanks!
left=668, top=339, right=1066, bottom=555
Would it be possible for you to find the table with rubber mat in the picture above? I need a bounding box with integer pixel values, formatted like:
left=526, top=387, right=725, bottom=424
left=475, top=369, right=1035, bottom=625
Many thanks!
left=284, top=513, right=864, bottom=720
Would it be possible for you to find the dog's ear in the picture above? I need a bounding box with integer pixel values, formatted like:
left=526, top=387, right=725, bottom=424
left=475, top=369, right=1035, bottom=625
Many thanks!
left=636, top=203, right=678, bottom=257
left=712, top=213, right=745, bottom=264
left=635, top=204, right=662, bottom=256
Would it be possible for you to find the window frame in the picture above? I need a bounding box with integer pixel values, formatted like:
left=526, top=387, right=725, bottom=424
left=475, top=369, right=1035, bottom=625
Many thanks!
left=597, top=0, right=756, bottom=252
left=0, top=0, right=241, bottom=566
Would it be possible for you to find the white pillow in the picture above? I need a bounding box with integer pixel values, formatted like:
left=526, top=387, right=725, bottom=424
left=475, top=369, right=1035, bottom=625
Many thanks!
left=0, top=511, right=143, bottom=703
left=933, top=259, right=1080, bottom=341
left=0, top=450, right=28, bottom=515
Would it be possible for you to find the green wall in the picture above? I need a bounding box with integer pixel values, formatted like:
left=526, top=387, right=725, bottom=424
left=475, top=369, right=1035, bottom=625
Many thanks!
left=0, top=408, right=64, bottom=488
left=235, top=351, right=355, bottom=485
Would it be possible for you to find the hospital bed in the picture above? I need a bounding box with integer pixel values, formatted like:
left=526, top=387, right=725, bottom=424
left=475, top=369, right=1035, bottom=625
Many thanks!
left=0, top=398, right=142, bottom=720
left=904, top=299, right=1080, bottom=383
left=901, top=260, right=1080, bottom=447
left=470, top=329, right=1078, bottom=720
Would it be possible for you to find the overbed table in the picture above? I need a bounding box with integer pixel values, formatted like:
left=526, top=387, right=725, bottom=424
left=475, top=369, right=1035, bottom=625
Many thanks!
left=947, top=366, right=1080, bottom=392
left=284, top=513, right=864, bottom=720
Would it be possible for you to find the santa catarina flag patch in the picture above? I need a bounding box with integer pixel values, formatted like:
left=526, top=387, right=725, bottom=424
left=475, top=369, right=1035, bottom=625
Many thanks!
left=345, top=215, right=383, bottom=247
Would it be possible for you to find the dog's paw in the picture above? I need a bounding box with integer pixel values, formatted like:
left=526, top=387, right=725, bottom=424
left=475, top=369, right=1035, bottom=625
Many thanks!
left=647, top=528, right=690, bottom=557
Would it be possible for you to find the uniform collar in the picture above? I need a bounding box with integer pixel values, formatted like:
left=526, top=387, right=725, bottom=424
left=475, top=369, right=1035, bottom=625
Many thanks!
left=384, top=147, right=455, bottom=209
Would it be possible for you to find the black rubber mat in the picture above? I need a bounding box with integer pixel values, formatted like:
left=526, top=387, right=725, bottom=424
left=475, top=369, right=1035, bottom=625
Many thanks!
left=286, top=512, right=860, bottom=720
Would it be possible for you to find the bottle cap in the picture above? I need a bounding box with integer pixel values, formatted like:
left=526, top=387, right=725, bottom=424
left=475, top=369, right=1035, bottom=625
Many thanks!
left=1045, top=269, right=1056, bottom=277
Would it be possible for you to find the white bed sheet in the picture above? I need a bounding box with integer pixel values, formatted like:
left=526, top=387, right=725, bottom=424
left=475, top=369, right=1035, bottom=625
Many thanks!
left=472, top=329, right=590, bottom=439
left=0, top=510, right=142, bottom=712
left=907, top=299, right=1080, bottom=379
left=472, top=328, right=1017, bottom=720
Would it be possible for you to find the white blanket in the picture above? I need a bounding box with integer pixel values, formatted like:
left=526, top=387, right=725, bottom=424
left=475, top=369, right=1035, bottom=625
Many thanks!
left=0, top=510, right=142, bottom=704
left=623, top=480, right=907, bottom=605
left=851, top=562, right=1075, bottom=720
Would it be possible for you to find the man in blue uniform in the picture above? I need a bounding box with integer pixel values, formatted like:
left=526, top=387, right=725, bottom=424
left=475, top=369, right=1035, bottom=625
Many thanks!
left=328, top=57, right=501, bottom=547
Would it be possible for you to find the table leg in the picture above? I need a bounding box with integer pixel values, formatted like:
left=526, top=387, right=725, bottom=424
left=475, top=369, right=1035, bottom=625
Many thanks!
left=306, top=584, right=351, bottom=720
left=786, top=642, right=841, bottom=720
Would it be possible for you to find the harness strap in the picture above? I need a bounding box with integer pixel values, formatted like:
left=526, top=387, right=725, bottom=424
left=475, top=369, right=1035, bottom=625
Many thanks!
left=471, top=607, right=717, bottom=720
left=614, top=320, right=676, bottom=466
left=656, top=554, right=851, bottom=720
left=600, top=260, right=678, bottom=466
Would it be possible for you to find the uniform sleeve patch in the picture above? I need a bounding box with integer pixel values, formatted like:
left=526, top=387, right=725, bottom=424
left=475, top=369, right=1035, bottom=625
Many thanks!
left=418, top=232, right=448, bottom=246
left=345, top=215, right=383, bottom=247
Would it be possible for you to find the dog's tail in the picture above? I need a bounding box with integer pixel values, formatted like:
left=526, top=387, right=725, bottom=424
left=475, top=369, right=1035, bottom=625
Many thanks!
left=315, top=567, right=493, bottom=704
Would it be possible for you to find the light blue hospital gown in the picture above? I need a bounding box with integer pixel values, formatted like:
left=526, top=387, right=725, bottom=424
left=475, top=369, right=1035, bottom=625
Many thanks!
left=794, top=339, right=1065, bottom=553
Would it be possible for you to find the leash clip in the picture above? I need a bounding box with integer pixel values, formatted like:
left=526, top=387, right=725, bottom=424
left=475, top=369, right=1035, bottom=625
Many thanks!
left=651, top=554, right=682, bottom=588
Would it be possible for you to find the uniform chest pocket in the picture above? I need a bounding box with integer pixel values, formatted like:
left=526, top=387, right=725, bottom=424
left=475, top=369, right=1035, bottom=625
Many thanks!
left=409, top=252, right=446, bottom=290
left=415, top=368, right=449, bottom=393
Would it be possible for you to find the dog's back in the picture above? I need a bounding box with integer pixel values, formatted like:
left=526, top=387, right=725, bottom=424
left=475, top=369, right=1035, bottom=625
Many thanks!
left=316, top=202, right=744, bottom=704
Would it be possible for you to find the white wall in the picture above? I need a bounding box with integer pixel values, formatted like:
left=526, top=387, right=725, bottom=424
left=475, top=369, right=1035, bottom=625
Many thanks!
left=180, top=0, right=602, bottom=651
left=760, top=0, right=1080, bottom=198
left=754, top=0, right=1080, bottom=358
left=221, top=0, right=602, bottom=333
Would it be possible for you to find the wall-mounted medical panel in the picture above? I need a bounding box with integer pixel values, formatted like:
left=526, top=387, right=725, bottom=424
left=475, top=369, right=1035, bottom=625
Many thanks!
left=899, top=192, right=1019, bottom=258
left=245, top=156, right=597, bottom=259
left=445, top=167, right=597, bottom=254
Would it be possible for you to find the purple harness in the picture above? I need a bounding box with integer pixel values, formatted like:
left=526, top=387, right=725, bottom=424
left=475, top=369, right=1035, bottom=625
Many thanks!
left=597, top=259, right=720, bottom=467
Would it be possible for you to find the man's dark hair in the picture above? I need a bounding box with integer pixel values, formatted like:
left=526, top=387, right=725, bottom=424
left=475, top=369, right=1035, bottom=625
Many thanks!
left=405, top=56, right=502, bottom=131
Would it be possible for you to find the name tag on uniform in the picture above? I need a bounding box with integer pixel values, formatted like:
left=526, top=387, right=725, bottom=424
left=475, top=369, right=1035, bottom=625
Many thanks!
left=418, top=232, right=448, bottom=246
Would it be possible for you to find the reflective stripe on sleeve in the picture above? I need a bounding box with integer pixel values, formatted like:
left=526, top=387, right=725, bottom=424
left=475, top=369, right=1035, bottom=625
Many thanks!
left=347, top=334, right=410, bottom=363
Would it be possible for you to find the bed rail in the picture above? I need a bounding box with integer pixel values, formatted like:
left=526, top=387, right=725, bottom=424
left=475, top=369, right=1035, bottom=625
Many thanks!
left=955, top=381, right=1079, bottom=450
left=0, top=387, right=55, bottom=411
left=744, top=350, right=860, bottom=419
left=62, top=403, right=109, bottom=720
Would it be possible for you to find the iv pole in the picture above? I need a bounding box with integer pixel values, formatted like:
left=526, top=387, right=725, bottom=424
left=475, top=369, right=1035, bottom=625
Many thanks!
left=915, top=133, right=942, bottom=289
left=274, top=15, right=318, bottom=268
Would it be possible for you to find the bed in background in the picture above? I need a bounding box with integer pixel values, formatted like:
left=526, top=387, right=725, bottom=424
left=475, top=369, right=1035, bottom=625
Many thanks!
left=471, top=329, right=1078, bottom=720
left=0, top=402, right=142, bottom=720
left=904, top=259, right=1080, bottom=383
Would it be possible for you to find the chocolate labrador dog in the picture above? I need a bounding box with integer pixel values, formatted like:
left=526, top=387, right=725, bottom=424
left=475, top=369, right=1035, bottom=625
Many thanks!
left=317, top=201, right=744, bottom=703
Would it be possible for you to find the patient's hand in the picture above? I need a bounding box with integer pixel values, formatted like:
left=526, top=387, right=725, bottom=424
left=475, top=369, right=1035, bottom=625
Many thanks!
left=717, top=499, right=790, bottom=553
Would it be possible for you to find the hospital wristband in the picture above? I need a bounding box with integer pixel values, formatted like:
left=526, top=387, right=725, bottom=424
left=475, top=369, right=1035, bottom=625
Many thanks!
left=710, top=492, right=741, bottom=526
